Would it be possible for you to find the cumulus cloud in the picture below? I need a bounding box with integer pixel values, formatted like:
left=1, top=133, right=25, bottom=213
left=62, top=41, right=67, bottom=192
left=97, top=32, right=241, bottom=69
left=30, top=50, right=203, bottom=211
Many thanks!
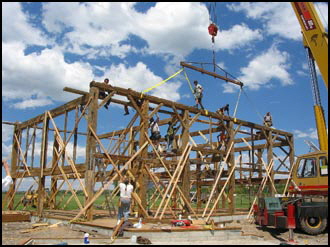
left=40, top=2, right=262, bottom=58
left=293, top=128, right=318, bottom=139
left=2, top=2, right=48, bottom=45
left=227, top=2, right=328, bottom=40
left=2, top=41, right=95, bottom=103
left=224, top=45, right=292, bottom=92
left=12, top=98, right=54, bottom=109
left=215, top=23, right=262, bottom=50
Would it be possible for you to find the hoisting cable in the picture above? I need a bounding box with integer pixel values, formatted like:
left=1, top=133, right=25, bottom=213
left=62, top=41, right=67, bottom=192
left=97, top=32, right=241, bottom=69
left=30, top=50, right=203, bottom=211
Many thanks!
left=207, top=2, right=219, bottom=72
left=241, top=87, right=264, bottom=123
left=232, top=86, right=242, bottom=120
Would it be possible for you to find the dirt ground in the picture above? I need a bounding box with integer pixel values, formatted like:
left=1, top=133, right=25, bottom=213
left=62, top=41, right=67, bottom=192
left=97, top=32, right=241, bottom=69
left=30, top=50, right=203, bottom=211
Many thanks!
left=2, top=219, right=328, bottom=245
left=226, top=220, right=328, bottom=245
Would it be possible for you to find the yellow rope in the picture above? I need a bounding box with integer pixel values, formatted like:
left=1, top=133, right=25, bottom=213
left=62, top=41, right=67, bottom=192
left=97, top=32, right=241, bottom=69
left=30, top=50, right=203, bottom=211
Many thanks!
left=183, top=69, right=194, bottom=94
left=141, top=68, right=184, bottom=94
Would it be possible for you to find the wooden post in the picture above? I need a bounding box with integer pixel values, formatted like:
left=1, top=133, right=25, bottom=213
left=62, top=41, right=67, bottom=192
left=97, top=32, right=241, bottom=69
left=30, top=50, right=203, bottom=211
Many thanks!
left=288, top=135, right=295, bottom=174
left=257, top=149, right=263, bottom=179
left=227, top=121, right=235, bottom=214
left=267, top=130, right=275, bottom=196
left=85, top=85, right=99, bottom=220
left=181, top=110, right=190, bottom=212
left=196, top=155, right=202, bottom=211
left=38, top=112, right=49, bottom=217
left=7, top=124, right=20, bottom=210
left=137, top=99, right=149, bottom=216
left=50, top=132, right=59, bottom=209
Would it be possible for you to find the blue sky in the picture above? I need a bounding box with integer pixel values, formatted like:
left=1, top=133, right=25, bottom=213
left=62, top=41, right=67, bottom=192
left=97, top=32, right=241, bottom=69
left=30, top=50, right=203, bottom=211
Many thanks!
left=2, top=2, right=328, bottom=190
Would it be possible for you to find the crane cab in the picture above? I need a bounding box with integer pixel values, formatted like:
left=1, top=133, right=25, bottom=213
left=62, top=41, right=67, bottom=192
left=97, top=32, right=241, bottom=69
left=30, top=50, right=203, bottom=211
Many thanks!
left=289, top=151, right=328, bottom=195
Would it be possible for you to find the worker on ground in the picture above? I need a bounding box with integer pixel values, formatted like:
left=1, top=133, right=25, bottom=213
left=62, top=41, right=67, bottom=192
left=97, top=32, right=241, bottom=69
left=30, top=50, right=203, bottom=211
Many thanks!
left=193, top=80, right=204, bottom=110
left=100, top=78, right=112, bottom=110
left=165, top=121, right=179, bottom=151
left=263, top=112, right=273, bottom=127
left=149, top=114, right=161, bottom=148
left=2, top=160, right=12, bottom=188
left=117, top=177, right=134, bottom=225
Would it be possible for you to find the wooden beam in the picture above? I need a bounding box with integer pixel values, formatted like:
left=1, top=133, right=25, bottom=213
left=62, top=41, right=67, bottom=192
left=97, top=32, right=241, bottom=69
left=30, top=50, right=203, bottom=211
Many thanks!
left=180, top=62, right=244, bottom=87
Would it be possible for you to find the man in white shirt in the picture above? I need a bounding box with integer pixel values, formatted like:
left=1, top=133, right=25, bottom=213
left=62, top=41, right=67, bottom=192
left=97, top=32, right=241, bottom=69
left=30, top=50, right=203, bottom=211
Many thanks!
left=263, top=112, right=273, bottom=127
left=117, top=177, right=134, bottom=224
left=193, top=80, right=204, bottom=110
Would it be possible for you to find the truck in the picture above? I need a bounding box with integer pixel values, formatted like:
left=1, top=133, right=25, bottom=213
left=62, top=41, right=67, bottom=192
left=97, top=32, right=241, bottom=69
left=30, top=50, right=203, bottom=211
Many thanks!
left=253, top=2, right=328, bottom=236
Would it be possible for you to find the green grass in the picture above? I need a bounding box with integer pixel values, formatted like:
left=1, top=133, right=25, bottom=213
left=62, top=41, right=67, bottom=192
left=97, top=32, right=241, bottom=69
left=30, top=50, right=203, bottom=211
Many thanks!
left=2, top=183, right=285, bottom=211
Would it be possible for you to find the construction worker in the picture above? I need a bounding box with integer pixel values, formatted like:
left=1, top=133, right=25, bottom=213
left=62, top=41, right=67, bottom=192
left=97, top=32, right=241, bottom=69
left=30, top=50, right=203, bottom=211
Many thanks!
left=117, top=177, right=134, bottom=225
left=2, top=160, right=12, bottom=188
left=193, top=80, right=204, bottom=110
left=263, top=112, right=273, bottom=127
left=165, top=121, right=179, bottom=151
left=217, top=104, right=229, bottom=116
left=100, top=78, right=112, bottom=110
left=149, top=114, right=161, bottom=147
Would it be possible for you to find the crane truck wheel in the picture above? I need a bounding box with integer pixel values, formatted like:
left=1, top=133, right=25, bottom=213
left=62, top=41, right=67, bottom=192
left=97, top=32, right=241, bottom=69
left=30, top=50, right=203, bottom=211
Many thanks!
left=299, top=216, right=327, bottom=235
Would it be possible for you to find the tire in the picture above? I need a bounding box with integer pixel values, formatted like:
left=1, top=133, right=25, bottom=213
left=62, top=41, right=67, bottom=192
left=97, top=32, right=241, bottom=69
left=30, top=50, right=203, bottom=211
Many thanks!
left=299, top=216, right=327, bottom=235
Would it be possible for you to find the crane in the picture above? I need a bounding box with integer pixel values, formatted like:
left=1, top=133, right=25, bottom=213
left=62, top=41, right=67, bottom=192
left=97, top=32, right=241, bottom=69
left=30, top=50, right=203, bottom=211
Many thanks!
left=291, top=2, right=328, bottom=151
left=253, top=2, right=328, bottom=237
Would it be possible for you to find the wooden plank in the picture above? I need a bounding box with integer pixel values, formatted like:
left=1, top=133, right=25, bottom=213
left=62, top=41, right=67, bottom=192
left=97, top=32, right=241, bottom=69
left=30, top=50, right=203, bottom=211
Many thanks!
left=154, top=144, right=190, bottom=218
left=205, top=155, right=241, bottom=222
left=144, top=132, right=197, bottom=218
left=202, top=142, right=234, bottom=217
left=160, top=144, right=192, bottom=219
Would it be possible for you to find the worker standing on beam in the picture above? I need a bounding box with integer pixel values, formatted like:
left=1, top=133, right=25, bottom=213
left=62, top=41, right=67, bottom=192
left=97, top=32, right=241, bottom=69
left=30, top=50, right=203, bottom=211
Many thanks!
left=263, top=112, right=273, bottom=127
left=193, top=80, right=205, bottom=110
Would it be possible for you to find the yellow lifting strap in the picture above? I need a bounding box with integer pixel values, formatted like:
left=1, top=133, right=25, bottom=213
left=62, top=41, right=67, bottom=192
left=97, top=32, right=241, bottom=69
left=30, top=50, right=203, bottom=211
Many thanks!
left=183, top=69, right=194, bottom=94
left=140, top=68, right=184, bottom=98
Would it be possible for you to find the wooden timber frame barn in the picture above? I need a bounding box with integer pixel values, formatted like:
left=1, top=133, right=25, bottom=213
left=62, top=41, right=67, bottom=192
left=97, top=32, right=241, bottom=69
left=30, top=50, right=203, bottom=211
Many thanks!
left=3, top=62, right=295, bottom=222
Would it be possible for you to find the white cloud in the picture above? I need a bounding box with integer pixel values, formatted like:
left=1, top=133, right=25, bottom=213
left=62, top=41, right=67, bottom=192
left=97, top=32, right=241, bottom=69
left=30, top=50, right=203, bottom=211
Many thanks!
left=215, top=23, right=262, bottom=50
left=315, top=2, right=328, bottom=31
left=2, top=2, right=48, bottom=45
left=293, top=128, right=318, bottom=139
left=12, top=98, right=53, bottom=109
left=226, top=45, right=292, bottom=92
left=2, top=124, right=14, bottom=142
left=2, top=41, right=95, bottom=105
left=2, top=142, right=12, bottom=161
left=227, top=2, right=328, bottom=40
left=40, top=2, right=262, bottom=59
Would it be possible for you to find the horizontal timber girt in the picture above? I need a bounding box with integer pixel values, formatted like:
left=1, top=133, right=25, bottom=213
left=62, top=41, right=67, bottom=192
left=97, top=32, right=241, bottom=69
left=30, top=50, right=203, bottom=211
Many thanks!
left=89, top=82, right=293, bottom=137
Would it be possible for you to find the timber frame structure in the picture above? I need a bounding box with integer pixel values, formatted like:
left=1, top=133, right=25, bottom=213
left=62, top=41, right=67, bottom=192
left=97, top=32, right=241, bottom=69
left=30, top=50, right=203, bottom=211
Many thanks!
left=3, top=64, right=295, bottom=222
